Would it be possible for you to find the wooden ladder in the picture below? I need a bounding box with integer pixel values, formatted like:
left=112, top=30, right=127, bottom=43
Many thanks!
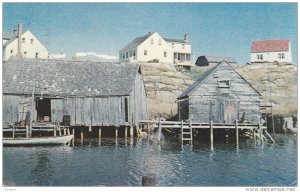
left=12, top=126, right=27, bottom=138
left=181, top=121, right=193, bottom=145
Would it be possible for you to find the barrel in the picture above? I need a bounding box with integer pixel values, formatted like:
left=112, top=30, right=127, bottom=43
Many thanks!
left=62, top=115, right=71, bottom=126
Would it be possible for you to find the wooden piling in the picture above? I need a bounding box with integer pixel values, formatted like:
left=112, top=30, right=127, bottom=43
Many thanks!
left=115, top=127, right=118, bottom=139
left=210, top=120, right=213, bottom=147
left=130, top=126, right=133, bottom=138
left=99, top=128, right=102, bottom=140
left=258, top=123, right=263, bottom=143
left=80, top=129, right=84, bottom=143
left=67, top=128, right=70, bottom=135
left=235, top=120, right=239, bottom=146
left=252, top=128, right=256, bottom=141
left=63, top=128, right=67, bottom=135
left=158, top=117, right=162, bottom=143
left=142, top=174, right=156, bottom=186
left=125, top=127, right=128, bottom=138
left=54, top=126, right=57, bottom=136
left=181, top=120, right=183, bottom=145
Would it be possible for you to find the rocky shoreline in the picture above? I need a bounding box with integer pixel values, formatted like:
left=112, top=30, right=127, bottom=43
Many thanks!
left=140, top=62, right=297, bottom=133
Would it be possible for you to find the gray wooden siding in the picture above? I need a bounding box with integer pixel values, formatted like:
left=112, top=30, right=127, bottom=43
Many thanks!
left=130, top=74, right=148, bottom=125
left=186, top=62, right=261, bottom=124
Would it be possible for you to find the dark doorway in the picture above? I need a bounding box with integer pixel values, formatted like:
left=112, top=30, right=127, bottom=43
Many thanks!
left=36, top=98, right=51, bottom=121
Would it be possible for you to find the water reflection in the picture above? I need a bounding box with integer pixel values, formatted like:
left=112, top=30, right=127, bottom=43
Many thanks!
left=2, top=134, right=297, bottom=186
left=29, top=149, right=54, bottom=186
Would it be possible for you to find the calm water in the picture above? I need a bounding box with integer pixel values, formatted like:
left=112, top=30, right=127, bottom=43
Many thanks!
left=2, top=134, right=297, bottom=186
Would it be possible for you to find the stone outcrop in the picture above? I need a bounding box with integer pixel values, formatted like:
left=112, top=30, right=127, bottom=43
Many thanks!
left=140, top=62, right=297, bottom=132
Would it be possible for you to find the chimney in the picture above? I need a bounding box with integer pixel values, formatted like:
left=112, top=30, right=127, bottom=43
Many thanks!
left=17, top=23, right=22, bottom=57
left=184, top=34, right=188, bottom=41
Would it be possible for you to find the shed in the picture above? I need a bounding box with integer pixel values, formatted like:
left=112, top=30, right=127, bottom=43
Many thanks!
left=3, top=58, right=148, bottom=127
left=178, top=61, right=261, bottom=124
left=195, top=55, right=237, bottom=67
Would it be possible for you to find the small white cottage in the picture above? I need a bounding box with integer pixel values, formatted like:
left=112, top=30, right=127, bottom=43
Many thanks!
left=250, top=39, right=292, bottom=63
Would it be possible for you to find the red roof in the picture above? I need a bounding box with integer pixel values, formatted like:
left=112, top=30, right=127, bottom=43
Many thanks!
left=251, top=40, right=289, bottom=53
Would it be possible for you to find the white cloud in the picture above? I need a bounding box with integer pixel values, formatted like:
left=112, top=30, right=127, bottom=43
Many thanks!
left=75, top=52, right=118, bottom=60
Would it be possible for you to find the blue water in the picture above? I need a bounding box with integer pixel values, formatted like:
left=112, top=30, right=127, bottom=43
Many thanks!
left=2, top=134, right=297, bottom=186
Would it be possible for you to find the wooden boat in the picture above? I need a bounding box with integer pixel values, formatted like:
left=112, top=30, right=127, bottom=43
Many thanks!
left=3, top=134, right=74, bottom=146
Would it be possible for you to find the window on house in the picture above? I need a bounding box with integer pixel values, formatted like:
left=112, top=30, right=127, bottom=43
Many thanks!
left=10, top=50, right=13, bottom=54
left=218, top=80, right=230, bottom=88
left=31, top=39, right=34, bottom=44
left=122, top=53, right=125, bottom=59
left=35, top=52, right=39, bottom=59
left=182, top=44, right=185, bottom=49
left=278, top=53, right=285, bottom=59
left=22, top=38, right=25, bottom=43
left=133, top=51, right=136, bottom=59
left=24, top=52, right=27, bottom=55
left=126, top=52, right=128, bottom=58
left=150, top=38, right=154, bottom=45
left=144, top=50, right=147, bottom=56
left=164, top=51, right=167, bottom=57
left=257, top=54, right=263, bottom=60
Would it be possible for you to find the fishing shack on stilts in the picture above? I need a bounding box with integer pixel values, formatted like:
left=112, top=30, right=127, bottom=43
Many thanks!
left=174, top=61, right=274, bottom=145
left=3, top=58, right=148, bottom=141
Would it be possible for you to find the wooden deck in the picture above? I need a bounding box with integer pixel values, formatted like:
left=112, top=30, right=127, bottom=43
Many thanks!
left=138, top=118, right=275, bottom=146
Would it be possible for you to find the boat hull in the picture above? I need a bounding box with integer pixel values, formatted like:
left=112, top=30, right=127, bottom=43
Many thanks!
left=3, top=134, right=74, bottom=146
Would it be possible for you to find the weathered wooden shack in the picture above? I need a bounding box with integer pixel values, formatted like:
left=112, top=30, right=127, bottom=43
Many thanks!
left=178, top=61, right=261, bottom=124
left=3, top=59, right=148, bottom=129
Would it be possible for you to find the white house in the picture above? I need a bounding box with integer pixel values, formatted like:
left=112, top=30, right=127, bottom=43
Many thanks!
left=250, top=39, right=292, bottom=63
left=119, top=32, right=192, bottom=67
left=3, top=24, right=49, bottom=61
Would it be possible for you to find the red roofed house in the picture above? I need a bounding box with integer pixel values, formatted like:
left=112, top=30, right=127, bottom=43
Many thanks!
left=250, top=39, right=292, bottom=63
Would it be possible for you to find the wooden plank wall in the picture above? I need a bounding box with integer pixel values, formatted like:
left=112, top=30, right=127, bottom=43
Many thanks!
left=130, top=74, right=148, bottom=125
left=3, top=95, right=38, bottom=124
left=185, top=62, right=261, bottom=124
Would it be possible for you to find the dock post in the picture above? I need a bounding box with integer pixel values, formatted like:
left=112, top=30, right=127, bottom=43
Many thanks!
left=115, top=127, right=118, bottom=139
left=142, top=174, right=156, bottom=186
left=181, top=120, right=183, bottom=145
left=72, top=128, right=75, bottom=145
left=80, top=129, right=84, bottom=143
left=210, top=120, right=214, bottom=149
left=99, top=128, right=102, bottom=140
left=130, top=126, right=134, bottom=138
left=125, top=127, right=128, bottom=139
left=235, top=120, right=239, bottom=147
left=258, top=122, right=263, bottom=143
left=54, top=126, right=57, bottom=136
left=67, top=128, right=70, bottom=135
left=158, top=117, right=162, bottom=143
left=252, top=128, right=256, bottom=141
left=63, top=128, right=67, bottom=135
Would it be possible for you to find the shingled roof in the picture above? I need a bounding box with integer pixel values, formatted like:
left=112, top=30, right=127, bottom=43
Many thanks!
left=120, top=33, right=154, bottom=51
left=251, top=39, right=290, bottom=53
left=3, top=59, right=140, bottom=97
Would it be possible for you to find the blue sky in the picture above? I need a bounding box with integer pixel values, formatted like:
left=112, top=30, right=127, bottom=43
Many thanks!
left=3, top=3, right=298, bottom=64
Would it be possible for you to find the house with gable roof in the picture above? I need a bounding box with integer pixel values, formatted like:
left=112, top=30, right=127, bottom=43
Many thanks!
left=119, top=32, right=192, bottom=67
left=178, top=61, right=261, bottom=124
left=250, top=39, right=292, bottom=63
left=3, top=23, right=49, bottom=61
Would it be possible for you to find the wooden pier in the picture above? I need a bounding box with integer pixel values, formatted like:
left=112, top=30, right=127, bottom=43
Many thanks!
left=139, top=118, right=275, bottom=146
left=3, top=122, right=71, bottom=138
